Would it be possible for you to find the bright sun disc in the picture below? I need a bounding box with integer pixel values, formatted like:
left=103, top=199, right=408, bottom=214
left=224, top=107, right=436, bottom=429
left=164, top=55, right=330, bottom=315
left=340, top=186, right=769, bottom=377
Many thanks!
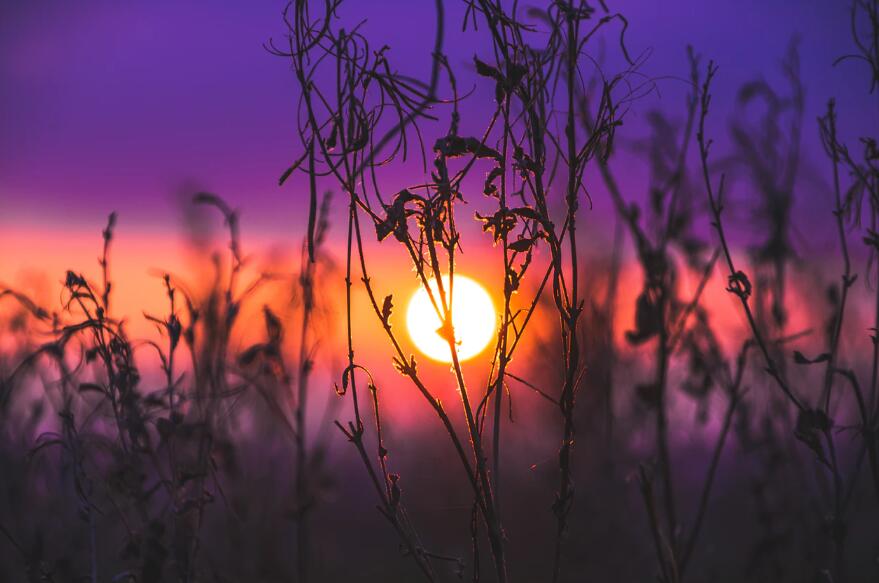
left=406, top=274, right=496, bottom=363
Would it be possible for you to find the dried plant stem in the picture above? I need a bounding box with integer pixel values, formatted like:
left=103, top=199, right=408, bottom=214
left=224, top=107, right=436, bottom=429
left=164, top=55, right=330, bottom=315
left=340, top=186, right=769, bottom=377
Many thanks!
left=491, top=96, right=514, bottom=520
left=819, top=100, right=854, bottom=413
left=639, top=466, right=679, bottom=583
left=418, top=212, right=507, bottom=582
left=295, top=242, right=316, bottom=583
left=819, top=99, right=879, bottom=504
left=833, top=368, right=879, bottom=503
left=552, top=9, right=589, bottom=580
left=679, top=344, right=749, bottom=574
left=655, top=322, right=677, bottom=555
left=280, top=1, right=632, bottom=579
left=349, top=205, right=475, bottom=580
left=696, top=62, right=803, bottom=413
left=699, top=61, right=852, bottom=580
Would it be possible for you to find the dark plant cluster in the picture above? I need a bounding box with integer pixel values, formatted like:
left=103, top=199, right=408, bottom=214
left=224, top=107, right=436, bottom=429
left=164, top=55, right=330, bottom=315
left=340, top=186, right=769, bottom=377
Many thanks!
left=1, top=194, right=342, bottom=582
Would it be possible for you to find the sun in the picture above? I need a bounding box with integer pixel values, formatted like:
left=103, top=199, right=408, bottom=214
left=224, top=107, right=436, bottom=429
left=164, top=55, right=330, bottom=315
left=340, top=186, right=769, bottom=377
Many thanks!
left=406, top=274, right=496, bottom=363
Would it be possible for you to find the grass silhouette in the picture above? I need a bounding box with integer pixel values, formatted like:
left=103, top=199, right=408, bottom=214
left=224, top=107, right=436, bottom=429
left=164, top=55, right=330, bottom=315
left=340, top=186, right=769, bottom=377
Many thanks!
left=1, top=1, right=878, bottom=582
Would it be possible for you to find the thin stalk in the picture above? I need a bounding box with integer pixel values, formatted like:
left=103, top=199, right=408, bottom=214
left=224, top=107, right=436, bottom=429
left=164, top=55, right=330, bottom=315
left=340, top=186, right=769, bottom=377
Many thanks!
left=295, top=246, right=315, bottom=583
left=820, top=100, right=855, bottom=413
left=551, top=10, right=583, bottom=581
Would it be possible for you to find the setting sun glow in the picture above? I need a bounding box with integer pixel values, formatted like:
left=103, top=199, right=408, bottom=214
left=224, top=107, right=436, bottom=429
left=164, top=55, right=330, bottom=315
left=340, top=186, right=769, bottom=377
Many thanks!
left=406, top=274, right=496, bottom=363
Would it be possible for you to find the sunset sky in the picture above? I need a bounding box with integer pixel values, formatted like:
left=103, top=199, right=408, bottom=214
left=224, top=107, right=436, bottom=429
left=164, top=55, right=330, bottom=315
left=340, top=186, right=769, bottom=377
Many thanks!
left=2, top=0, right=874, bottom=227
left=3, top=6, right=879, bottom=581
left=1, top=0, right=876, bottom=342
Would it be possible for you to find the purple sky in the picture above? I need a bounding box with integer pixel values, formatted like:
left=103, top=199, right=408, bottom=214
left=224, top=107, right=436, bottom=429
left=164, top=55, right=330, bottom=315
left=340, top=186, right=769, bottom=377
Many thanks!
left=1, top=0, right=875, bottom=243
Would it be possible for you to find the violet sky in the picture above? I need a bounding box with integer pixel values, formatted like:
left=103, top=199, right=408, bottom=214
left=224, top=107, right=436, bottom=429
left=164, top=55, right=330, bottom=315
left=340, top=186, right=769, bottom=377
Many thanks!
left=1, top=0, right=875, bottom=244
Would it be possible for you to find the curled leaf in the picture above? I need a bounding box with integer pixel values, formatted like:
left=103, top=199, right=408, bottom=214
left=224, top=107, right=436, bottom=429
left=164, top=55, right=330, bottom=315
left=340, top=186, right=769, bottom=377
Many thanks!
left=381, top=295, right=393, bottom=324
left=726, top=271, right=752, bottom=300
